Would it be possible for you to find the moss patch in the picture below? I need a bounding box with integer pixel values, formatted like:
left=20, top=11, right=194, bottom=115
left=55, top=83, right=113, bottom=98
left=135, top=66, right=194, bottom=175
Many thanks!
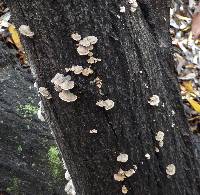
left=48, top=146, right=64, bottom=180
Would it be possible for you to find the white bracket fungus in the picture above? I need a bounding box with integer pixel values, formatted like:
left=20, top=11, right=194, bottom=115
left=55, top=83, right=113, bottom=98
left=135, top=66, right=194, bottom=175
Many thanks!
left=122, top=185, right=128, bottom=194
left=87, top=56, right=102, bottom=64
left=166, top=164, right=176, bottom=176
left=71, top=32, right=81, bottom=41
left=51, top=73, right=74, bottom=91
left=82, top=67, right=94, bottom=76
left=145, top=153, right=151, bottom=160
left=114, top=168, right=135, bottom=182
left=59, top=90, right=77, bottom=102
left=124, top=169, right=135, bottom=177
left=114, top=169, right=126, bottom=181
left=117, top=153, right=128, bottom=163
left=89, top=129, right=98, bottom=134
left=19, top=25, right=34, bottom=37
left=38, top=87, right=52, bottom=99
left=120, top=6, right=126, bottom=13
left=96, top=99, right=115, bottom=110
left=155, top=131, right=165, bottom=142
left=148, top=95, right=160, bottom=106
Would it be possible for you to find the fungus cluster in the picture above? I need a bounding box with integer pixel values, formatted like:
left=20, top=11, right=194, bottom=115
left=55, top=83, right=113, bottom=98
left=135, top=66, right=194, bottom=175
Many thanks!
left=51, top=73, right=77, bottom=102
left=114, top=153, right=137, bottom=194
left=65, top=65, right=94, bottom=77
left=114, top=168, right=136, bottom=182
left=71, top=33, right=101, bottom=65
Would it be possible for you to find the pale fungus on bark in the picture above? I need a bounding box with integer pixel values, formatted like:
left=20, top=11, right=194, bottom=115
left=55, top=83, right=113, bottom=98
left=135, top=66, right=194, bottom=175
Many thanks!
left=59, top=90, right=77, bottom=102
left=71, top=32, right=82, bottom=41
left=51, top=73, right=74, bottom=90
left=87, top=56, right=102, bottom=64
left=129, top=0, right=138, bottom=13
left=148, top=95, right=160, bottom=106
left=155, top=131, right=165, bottom=148
left=120, top=6, right=126, bottom=13
left=96, top=99, right=115, bottom=110
left=166, top=164, right=176, bottom=176
left=122, top=185, right=128, bottom=194
left=155, top=147, right=160, bottom=153
left=145, top=153, right=151, bottom=160
left=124, top=169, right=135, bottom=177
left=114, top=169, right=126, bottom=181
left=77, top=45, right=90, bottom=56
left=117, top=153, right=128, bottom=163
left=82, top=67, right=94, bottom=76
left=89, top=129, right=98, bottom=134
left=19, top=25, right=34, bottom=37
left=65, top=65, right=84, bottom=75
left=38, top=87, right=52, bottom=99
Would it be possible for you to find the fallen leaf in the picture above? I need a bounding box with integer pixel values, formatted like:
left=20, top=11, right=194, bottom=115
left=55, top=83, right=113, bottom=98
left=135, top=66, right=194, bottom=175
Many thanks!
left=8, top=24, right=23, bottom=51
left=187, top=98, right=200, bottom=113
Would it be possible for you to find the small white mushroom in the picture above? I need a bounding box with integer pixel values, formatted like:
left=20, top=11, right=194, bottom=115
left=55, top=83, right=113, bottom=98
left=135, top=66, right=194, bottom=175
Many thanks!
left=148, top=95, right=160, bottom=106
left=114, top=169, right=126, bottom=181
left=87, top=56, right=102, bottom=64
left=59, top=80, right=74, bottom=90
left=89, top=129, right=98, bottom=134
left=51, top=73, right=65, bottom=86
left=117, top=153, right=128, bottom=163
left=59, top=90, right=77, bottom=102
left=124, top=169, right=135, bottom=177
left=71, top=33, right=81, bottom=41
left=70, top=65, right=84, bottom=74
left=82, top=67, right=94, bottom=76
left=145, top=153, right=151, bottom=160
left=38, top=87, right=52, bottom=99
left=85, top=36, right=98, bottom=45
left=122, top=185, right=128, bottom=194
left=79, top=38, right=91, bottom=47
left=155, top=131, right=165, bottom=142
left=96, top=99, right=115, bottom=110
left=166, top=164, right=176, bottom=176
left=19, top=25, right=34, bottom=37
left=120, top=6, right=126, bottom=13
left=155, top=147, right=160, bottom=153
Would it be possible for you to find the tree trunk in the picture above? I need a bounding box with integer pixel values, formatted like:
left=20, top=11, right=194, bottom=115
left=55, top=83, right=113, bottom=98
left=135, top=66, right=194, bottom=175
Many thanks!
left=0, top=42, right=66, bottom=195
left=4, top=0, right=200, bottom=194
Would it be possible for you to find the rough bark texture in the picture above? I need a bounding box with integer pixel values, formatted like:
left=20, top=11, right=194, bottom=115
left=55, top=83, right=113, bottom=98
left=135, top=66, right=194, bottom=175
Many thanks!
left=4, top=0, right=200, bottom=194
left=0, top=42, right=66, bottom=195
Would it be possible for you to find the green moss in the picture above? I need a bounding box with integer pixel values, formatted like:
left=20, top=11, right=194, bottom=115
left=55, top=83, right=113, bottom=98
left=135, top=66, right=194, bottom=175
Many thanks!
left=6, top=177, right=20, bottom=193
left=16, top=103, right=38, bottom=117
left=48, top=146, right=64, bottom=180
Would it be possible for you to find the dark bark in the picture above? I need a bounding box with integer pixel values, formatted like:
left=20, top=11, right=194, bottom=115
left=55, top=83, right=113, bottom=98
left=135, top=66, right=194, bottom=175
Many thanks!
left=4, top=0, right=200, bottom=194
left=0, top=42, right=66, bottom=195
